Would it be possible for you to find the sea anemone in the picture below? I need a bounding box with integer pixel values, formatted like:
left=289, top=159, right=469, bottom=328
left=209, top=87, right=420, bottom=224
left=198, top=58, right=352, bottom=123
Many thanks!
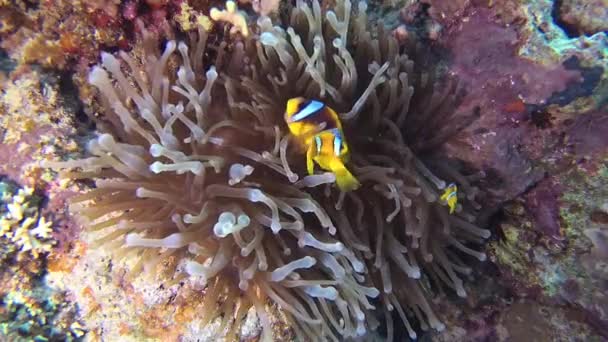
left=44, top=0, right=489, bottom=340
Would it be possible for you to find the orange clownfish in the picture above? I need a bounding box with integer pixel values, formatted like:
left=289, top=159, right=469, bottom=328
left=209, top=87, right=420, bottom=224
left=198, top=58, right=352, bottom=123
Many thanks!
left=284, top=97, right=360, bottom=192
left=440, top=183, right=458, bottom=214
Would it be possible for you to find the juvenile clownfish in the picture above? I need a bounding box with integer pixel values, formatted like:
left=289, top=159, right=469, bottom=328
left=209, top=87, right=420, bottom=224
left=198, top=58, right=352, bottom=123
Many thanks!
left=284, top=98, right=360, bottom=192
left=440, top=183, right=458, bottom=214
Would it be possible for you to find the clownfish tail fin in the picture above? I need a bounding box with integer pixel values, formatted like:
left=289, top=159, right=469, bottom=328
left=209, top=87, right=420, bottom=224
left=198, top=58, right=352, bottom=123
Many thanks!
left=334, top=165, right=360, bottom=192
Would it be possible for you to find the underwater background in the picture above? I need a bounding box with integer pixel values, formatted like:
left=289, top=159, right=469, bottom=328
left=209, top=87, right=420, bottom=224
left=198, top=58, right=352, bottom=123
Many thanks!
left=0, top=0, right=606, bottom=341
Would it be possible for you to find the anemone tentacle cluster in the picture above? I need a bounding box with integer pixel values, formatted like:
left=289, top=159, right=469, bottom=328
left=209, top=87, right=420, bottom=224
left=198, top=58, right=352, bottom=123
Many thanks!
left=45, top=0, right=489, bottom=340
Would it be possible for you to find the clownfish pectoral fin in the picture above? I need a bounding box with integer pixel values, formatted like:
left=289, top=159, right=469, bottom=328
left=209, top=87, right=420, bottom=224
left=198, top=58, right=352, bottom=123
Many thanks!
left=306, top=144, right=315, bottom=175
left=333, top=164, right=360, bottom=192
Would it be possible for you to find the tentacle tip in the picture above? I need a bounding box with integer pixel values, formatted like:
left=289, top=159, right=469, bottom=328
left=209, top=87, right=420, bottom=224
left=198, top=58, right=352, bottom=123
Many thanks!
left=410, top=268, right=421, bottom=279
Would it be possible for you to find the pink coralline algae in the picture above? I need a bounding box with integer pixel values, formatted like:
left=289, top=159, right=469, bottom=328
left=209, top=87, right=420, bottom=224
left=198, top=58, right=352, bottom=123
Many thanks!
left=524, top=178, right=562, bottom=241
left=432, top=4, right=602, bottom=210
left=122, top=0, right=187, bottom=33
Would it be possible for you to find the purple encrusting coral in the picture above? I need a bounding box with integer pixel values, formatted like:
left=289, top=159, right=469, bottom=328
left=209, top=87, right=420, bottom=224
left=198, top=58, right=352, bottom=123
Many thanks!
left=40, top=0, right=493, bottom=340
left=524, top=178, right=562, bottom=240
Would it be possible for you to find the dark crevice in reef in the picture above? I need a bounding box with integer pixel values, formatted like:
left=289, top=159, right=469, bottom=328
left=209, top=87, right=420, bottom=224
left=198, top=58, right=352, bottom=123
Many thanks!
left=0, top=48, right=17, bottom=75
left=39, top=68, right=95, bottom=132
left=557, top=56, right=603, bottom=104
left=21, top=0, right=39, bottom=11
left=528, top=107, right=554, bottom=129
left=550, top=0, right=581, bottom=38
left=525, top=56, right=603, bottom=128
left=486, top=205, right=508, bottom=242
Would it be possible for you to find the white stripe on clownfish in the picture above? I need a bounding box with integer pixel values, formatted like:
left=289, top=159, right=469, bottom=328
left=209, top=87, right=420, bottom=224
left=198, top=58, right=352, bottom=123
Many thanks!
left=333, top=134, right=342, bottom=156
left=291, top=100, right=324, bottom=122
left=315, top=135, right=322, bottom=154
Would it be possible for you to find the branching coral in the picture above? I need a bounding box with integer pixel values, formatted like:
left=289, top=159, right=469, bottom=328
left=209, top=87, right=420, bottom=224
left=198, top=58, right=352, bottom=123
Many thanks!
left=44, top=0, right=489, bottom=340
left=0, top=181, right=55, bottom=261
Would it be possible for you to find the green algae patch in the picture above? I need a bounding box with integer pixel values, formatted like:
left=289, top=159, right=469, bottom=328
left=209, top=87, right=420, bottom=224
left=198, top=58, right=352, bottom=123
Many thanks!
left=491, top=158, right=608, bottom=332
left=489, top=203, right=543, bottom=294
left=560, top=161, right=608, bottom=245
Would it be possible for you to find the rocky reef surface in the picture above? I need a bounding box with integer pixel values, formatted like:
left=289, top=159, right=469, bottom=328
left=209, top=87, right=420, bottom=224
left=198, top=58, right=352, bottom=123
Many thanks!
left=0, top=0, right=606, bottom=340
